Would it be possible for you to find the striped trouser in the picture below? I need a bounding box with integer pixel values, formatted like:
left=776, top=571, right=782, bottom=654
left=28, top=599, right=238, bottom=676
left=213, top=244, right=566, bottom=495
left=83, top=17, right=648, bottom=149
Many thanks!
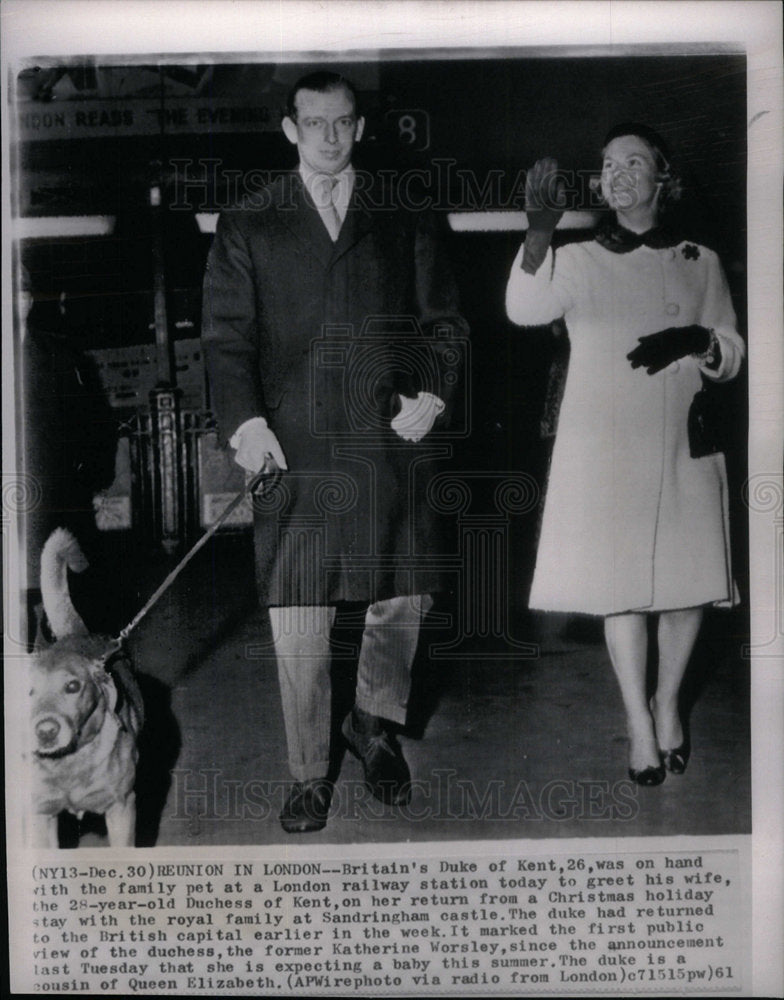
left=269, top=594, right=433, bottom=782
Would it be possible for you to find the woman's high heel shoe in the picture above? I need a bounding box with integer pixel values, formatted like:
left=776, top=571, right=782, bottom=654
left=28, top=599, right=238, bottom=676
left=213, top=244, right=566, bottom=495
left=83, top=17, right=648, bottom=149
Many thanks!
left=627, top=713, right=667, bottom=785
left=660, top=737, right=690, bottom=775
left=628, top=762, right=666, bottom=786
left=650, top=697, right=690, bottom=775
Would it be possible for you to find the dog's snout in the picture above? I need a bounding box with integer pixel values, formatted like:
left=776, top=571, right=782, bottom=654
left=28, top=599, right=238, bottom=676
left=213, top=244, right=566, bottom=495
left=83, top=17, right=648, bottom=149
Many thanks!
left=35, top=716, right=62, bottom=747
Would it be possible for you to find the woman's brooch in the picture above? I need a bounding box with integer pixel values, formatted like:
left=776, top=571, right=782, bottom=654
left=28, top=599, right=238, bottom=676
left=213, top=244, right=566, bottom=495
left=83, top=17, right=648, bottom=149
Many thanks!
left=682, top=244, right=700, bottom=260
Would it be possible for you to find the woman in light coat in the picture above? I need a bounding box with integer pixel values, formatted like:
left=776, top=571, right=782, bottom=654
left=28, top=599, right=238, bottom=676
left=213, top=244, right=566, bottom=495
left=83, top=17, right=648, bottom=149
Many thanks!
left=506, top=123, right=744, bottom=785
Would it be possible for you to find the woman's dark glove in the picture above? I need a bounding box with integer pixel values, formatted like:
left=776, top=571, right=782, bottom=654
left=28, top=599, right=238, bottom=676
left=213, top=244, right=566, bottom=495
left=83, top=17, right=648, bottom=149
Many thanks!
left=521, top=157, right=566, bottom=275
left=627, top=325, right=712, bottom=375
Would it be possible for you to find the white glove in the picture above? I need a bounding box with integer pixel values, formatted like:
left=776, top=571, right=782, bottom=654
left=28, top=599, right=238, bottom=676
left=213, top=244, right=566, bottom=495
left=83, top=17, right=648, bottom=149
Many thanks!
left=391, top=392, right=445, bottom=442
left=230, top=416, right=288, bottom=472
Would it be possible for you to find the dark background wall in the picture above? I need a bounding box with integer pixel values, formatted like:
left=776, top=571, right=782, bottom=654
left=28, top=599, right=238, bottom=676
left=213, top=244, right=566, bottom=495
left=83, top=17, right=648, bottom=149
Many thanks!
left=18, top=53, right=747, bottom=323
left=17, top=52, right=747, bottom=334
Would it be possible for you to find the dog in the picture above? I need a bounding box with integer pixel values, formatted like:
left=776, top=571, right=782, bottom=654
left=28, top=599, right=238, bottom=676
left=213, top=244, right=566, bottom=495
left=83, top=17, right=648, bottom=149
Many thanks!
left=28, top=528, right=143, bottom=848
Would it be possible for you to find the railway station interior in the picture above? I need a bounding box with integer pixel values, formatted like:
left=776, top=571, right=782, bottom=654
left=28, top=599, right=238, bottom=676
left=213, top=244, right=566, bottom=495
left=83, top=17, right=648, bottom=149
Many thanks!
left=14, top=52, right=750, bottom=845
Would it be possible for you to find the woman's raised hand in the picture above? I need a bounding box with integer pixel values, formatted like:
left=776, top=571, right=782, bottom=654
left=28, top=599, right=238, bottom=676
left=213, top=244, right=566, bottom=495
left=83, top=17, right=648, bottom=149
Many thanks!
left=521, top=157, right=567, bottom=275
left=525, top=157, right=567, bottom=234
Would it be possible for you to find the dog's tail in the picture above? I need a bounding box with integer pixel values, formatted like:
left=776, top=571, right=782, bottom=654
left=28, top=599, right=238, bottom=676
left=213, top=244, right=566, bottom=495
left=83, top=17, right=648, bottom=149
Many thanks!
left=40, top=528, right=90, bottom=638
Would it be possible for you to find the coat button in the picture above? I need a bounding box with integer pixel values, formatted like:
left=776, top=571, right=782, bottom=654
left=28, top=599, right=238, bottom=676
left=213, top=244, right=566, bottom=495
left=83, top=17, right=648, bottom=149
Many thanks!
left=665, top=302, right=680, bottom=316
left=667, top=248, right=677, bottom=260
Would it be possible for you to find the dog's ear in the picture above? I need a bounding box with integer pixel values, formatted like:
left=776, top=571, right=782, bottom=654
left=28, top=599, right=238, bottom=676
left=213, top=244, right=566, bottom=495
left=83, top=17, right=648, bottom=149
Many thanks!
left=99, top=640, right=125, bottom=711
left=81, top=640, right=122, bottom=716
left=89, top=660, right=119, bottom=715
left=76, top=667, right=111, bottom=745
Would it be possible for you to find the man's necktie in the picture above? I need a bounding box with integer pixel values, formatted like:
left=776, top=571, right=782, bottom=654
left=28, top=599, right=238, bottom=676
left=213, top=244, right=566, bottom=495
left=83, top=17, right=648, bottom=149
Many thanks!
left=318, top=175, right=342, bottom=241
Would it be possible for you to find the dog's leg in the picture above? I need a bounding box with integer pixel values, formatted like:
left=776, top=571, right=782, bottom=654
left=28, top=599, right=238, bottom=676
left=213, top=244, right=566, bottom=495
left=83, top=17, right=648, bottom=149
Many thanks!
left=29, top=812, right=60, bottom=849
left=105, top=793, right=136, bottom=847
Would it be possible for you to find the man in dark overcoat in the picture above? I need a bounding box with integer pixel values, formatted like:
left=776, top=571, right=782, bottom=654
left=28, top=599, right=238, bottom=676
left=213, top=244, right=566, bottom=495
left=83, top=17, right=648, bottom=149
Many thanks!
left=202, top=71, right=468, bottom=833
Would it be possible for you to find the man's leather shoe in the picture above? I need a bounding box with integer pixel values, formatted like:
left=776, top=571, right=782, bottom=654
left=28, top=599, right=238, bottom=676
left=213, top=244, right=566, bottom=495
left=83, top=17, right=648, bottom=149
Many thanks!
left=342, top=707, right=411, bottom=806
left=279, top=779, right=332, bottom=833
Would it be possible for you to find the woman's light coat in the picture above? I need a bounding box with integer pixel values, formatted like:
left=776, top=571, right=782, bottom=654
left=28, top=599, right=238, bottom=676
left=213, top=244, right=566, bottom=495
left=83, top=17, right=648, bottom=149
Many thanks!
left=506, top=238, right=744, bottom=615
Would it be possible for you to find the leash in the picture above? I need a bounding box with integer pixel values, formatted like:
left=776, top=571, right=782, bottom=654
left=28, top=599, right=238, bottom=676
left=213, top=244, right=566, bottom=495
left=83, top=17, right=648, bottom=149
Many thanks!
left=115, top=465, right=279, bottom=644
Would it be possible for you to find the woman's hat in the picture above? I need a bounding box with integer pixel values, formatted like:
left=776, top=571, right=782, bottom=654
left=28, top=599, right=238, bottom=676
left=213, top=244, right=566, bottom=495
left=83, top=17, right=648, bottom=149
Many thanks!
left=602, top=122, right=673, bottom=173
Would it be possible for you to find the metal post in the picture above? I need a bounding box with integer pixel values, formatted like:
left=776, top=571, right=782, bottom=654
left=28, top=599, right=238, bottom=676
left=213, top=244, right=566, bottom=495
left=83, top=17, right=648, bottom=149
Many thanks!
left=148, top=159, right=182, bottom=553
left=149, top=385, right=182, bottom=554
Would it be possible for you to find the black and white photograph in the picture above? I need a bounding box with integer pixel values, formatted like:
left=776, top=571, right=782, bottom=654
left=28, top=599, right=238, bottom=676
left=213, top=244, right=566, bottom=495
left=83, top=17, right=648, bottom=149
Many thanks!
left=3, top=2, right=782, bottom=996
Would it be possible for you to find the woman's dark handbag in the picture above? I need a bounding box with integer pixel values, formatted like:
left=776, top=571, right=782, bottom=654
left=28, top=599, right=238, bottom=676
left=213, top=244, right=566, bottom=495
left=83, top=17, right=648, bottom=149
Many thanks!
left=688, top=377, right=725, bottom=458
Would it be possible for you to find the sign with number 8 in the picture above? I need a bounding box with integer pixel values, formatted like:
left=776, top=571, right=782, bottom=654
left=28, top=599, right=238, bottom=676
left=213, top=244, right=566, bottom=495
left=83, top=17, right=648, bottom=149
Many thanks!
left=386, top=109, right=430, bottom=151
